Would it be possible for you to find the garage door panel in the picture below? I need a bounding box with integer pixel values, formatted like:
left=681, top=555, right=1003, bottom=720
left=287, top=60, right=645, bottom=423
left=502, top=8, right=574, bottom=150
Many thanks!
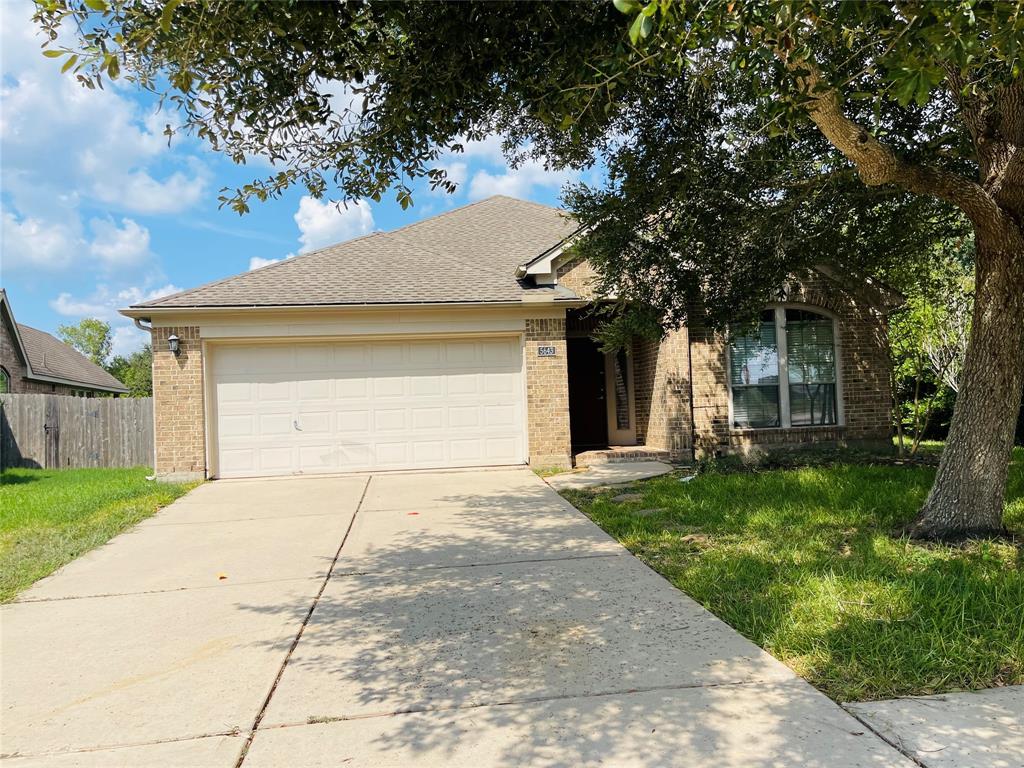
left=214, top=337, right=525, bottom=478
left=371, top=344, right=405, bottom=368
left=411, top=408, right=444, bottom=430
left=483, top=372, right=516, bottom=394
left=337, top=410, right=371, bottom=433
left=410, top=376, right=443, bottom=396
left=258, top=446, right=293, bottom=472
left=409, top=343, right=442, bottom=365
left=485, top=404, right=517, bottom=427
left=372, top=377, right=405, bottom=398
left=374, top=443, right=409, bottom=465
left=448, top=406, right=480, bottom=428
left=297, top=379, right=330, bottom=400
left=374, top=409, right=407, bottom=431
left=217, top=380, right=253, bottom=403
left=486, top=437, right=520, bottom=460
left=294, top=345, right=331, bottom=371
left=296, top=410, right=331, bottom=433
left=299, top=444, right=337, bottom=470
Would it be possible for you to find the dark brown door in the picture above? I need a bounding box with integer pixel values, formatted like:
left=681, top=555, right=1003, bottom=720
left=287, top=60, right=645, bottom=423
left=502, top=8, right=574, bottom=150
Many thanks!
left=567, top=337, right=608, bottom=449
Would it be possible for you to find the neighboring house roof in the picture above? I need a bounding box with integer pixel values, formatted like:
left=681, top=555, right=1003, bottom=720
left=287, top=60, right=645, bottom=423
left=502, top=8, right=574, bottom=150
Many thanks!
left=129, top=195, right=580, bottom=311
left=0, top=290, right=128, bottom=393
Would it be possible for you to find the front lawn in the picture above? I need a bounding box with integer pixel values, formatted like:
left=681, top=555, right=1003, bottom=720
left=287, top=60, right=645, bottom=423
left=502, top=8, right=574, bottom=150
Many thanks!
left=0, top=467, right=194, bottom=602
left=562, top=447, right=1024, bottom=702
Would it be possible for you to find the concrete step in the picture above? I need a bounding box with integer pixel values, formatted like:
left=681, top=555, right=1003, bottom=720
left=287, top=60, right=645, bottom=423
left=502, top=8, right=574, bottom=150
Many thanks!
left=574, top=447, right=672, bottom=468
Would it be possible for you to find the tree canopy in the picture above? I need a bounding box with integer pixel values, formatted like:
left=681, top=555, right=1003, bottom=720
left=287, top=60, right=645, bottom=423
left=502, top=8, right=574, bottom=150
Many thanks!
left=35, top=0, right=1024, bottom=538
left=57, top=317, right=112, bottom=367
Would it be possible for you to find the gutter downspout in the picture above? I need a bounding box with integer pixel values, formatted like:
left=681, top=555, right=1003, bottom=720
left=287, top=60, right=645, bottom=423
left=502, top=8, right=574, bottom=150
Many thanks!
left=133, top=317, right=153, bottom=333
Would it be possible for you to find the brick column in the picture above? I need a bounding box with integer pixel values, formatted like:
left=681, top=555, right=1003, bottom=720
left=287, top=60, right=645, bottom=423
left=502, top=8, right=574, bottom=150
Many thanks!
left=151, top=326, right=206, bottom=481
left=524, top=317, right=572, bottom=469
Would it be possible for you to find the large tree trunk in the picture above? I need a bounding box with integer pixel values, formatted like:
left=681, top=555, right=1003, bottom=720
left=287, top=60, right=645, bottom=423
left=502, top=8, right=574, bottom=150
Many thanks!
left=909, top=233, right=1024, bottom=540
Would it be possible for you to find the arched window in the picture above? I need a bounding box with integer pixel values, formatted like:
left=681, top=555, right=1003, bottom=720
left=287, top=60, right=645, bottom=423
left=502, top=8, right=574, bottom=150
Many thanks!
left=0, top=366, right=9, bottom=394
left=728, top=307, right=839, bottom=428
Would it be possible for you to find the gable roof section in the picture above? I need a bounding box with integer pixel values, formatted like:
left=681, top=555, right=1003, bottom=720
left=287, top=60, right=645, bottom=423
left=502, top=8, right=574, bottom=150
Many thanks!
left=1, top=290, right=128, bottom=393
left=131, top=195, right=580, bottom=311
left=17, top=325, right=129, bottom=392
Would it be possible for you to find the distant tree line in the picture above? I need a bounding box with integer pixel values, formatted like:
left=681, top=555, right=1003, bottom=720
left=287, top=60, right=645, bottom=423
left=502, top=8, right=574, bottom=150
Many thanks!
left=57, top=319, right=152, bottom=397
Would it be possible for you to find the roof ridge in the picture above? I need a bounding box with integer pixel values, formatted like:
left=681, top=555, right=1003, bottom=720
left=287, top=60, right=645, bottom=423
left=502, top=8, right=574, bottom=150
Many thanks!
left=381, top=195, right=513, bottom=239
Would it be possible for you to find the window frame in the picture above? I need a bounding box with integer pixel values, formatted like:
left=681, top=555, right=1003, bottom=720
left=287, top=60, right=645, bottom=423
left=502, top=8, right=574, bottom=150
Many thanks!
left=0, top=366, right=9, bottom=394
left=726, top=305, right=844, bottom=431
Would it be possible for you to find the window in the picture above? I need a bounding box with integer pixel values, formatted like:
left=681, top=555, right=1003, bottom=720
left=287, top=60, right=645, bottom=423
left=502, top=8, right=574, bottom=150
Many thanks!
left=729, top=307, right=838, bottom=429
left=0, top=367, right=8, bottom=394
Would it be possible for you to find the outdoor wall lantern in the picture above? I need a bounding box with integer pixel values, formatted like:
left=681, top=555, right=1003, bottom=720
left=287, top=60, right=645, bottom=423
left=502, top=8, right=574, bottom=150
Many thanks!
left=167, top=334, right=181, bottom=357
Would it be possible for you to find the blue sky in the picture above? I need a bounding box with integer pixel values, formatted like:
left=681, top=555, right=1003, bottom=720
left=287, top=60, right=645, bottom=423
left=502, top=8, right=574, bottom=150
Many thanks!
left=1, top=1, right=594, bottom=357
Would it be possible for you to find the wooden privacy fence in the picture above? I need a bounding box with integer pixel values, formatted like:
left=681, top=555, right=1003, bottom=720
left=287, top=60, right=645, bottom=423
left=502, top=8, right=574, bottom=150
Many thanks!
left=0, top=394, right=154, bottom=470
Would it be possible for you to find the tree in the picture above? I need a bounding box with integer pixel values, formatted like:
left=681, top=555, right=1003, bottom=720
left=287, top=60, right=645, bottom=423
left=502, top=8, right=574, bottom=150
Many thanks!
left=35, top=1, right=1024, bottom=539
left=888, top=240, right=973, bottom=456
left=106, top=344, right=153, bottom=397
left=57, top=318, right=112, bottom=368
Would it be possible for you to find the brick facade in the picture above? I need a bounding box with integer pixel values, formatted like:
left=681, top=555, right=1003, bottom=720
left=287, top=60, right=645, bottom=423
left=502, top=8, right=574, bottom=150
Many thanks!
left=556, top=257, right=600, bottom=300
left=151, top=326, right=206, bottom=480
left=143, top=271, right=892, bottom=477
left=687, top=274, right=893, bottom=458
left=633, top=328, right=693, bottom=460
left=524, top=317, right=573, bottom=468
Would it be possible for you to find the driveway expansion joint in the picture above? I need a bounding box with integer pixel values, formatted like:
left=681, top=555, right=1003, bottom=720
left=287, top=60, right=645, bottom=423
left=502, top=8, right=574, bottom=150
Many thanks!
left=331, top=550, right=625, bottom=578
left=0, top=729, right=243, bottom=761
left=843, top=708, right=930, bottom=768
left=259, top=678, right=782, bottom=731
left=233, top=474, right=372, bottom=768
left=9, top=576, right=322, bottom=604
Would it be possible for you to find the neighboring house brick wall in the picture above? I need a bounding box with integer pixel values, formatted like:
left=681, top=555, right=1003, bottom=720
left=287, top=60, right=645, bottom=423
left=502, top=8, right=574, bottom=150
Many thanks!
left=0, top=317, right=76, bottom=395
left=152, top=326, right=205, bottom=480
left=634, top=328, right=693, bottom=460
left=525, top=317, right=572, bottom=468
left=688, top=274, right=893, bottom=457
left=556, top=257, right=600, bottom=301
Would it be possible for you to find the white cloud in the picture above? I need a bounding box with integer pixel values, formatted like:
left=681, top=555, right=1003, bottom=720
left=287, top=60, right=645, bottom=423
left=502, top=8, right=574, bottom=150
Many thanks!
left=0, top=0, right=208, bottom=280
left=1, top=207, right=83, bottom=271
left=88, top=218, right=151, bottom=269
left=294, top=196, right=374, bottom=253
left=467, top=157, right=576, bottom=201
left=91, top=169, right=207, bottom=216
left=50, top=283, right=182, bottom=321
left=110, top=323, right=150, bottom=358
left=249, top=255, right=285, bottom=270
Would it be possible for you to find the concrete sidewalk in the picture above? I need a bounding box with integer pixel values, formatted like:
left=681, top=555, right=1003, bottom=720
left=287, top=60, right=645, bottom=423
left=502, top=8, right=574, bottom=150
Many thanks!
left=846, top=686, right=1024, bottom=768
left=1, top=468, right=912, bottom=767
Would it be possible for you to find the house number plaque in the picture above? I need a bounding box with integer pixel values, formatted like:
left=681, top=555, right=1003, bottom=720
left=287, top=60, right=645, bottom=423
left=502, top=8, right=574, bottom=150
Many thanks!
left=537, top=345, right=557, bottom=357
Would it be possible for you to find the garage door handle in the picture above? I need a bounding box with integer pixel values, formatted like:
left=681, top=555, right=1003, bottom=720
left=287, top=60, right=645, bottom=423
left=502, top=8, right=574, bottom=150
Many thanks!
left=293, top=420, right=302, bottom=431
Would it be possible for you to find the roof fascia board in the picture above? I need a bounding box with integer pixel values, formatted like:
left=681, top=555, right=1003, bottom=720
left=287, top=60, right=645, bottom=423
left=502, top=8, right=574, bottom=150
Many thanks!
left=514, top=226, right=589, bottom=281
left=23, top=372, right=129, bottom=394
left=1, top=290, right=37, bottom=378
left=119, top=298, right=583, bottom=318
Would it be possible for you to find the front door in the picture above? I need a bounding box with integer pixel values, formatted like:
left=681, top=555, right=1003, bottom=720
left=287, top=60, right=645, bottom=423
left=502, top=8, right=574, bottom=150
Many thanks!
left=567, top=337, right=609, bottom=449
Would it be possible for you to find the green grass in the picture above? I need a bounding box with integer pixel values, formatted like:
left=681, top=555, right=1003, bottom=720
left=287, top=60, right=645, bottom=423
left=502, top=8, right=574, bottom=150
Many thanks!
left=0, top=467, right=195, bottom=602
left=562, top=447, right=1024, bottom=702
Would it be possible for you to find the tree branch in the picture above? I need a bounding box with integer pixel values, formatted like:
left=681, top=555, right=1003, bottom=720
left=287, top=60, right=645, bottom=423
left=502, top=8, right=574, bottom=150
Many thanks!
left=787, top=59, right=1013, bottom=237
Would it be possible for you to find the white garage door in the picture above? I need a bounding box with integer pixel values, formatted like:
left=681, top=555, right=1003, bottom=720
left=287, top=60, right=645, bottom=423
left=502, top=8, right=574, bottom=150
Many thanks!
left=212, top=337, right=526, bottom=478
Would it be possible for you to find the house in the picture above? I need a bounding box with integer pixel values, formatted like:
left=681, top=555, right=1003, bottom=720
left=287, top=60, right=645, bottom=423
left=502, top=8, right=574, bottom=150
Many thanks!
left=1, top=290, right=128, bottom=397
left=120, top=195, right=894, bottom=481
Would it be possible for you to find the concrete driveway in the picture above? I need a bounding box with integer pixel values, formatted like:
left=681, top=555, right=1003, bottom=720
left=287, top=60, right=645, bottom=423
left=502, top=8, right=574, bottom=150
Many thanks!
left=1, top=469, right=912, bottom=767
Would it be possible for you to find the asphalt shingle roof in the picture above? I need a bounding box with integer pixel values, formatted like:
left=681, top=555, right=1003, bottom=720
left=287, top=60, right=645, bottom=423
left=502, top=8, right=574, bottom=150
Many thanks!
left=16, top=324, right=128, bottom=392
left=135, top=195, right=579, bottom=309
